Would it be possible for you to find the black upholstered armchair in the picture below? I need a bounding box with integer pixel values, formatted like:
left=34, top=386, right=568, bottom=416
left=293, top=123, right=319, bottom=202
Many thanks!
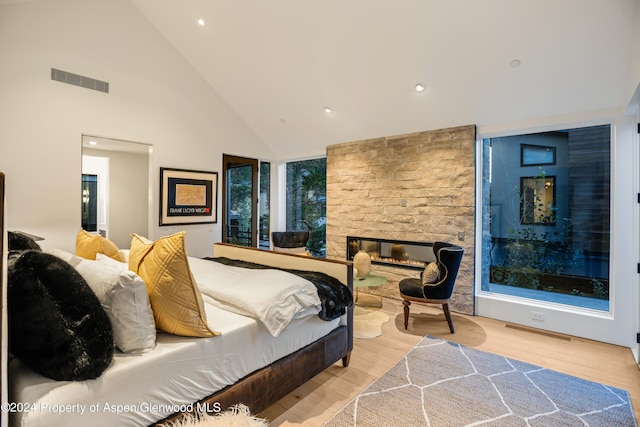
left=398, top=242, right=463, bottom=333
left=271, top=231, right=310, bottom=253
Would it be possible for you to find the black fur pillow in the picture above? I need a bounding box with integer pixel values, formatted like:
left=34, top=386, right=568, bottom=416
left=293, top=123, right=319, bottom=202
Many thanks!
left=8, top=231, right=41, bottom=252
left=8, top=250, right=114, bottom=381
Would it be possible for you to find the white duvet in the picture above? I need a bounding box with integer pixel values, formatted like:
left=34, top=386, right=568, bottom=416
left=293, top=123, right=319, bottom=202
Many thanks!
left=188, top=257, right=321, bottom=336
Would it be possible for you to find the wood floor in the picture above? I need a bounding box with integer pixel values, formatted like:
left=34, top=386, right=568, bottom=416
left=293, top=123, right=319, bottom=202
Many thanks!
left=258, top=297, right=640, bottom=426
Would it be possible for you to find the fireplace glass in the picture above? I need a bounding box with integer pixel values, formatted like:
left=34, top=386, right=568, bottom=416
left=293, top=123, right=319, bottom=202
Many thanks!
left=347, top=236, right=435, bottom=270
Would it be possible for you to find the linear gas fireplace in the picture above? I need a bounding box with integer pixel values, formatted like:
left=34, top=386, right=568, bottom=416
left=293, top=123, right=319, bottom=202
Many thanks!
left=347, top=236, right=435, bottom=270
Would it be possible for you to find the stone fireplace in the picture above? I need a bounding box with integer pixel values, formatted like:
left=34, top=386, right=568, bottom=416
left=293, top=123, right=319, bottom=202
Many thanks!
left=325, top=125, right=476, bottom=315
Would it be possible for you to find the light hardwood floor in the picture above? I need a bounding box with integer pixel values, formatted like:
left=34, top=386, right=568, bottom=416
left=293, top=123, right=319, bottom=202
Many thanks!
left=259, top=297, right=640, bottom=426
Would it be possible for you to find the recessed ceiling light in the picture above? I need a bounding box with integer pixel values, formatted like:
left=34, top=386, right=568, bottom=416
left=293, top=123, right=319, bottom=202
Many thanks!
left=197, top=18, right=206, bottom=26
left=324, top=107, right=333, bottom=114
left=415, top=83, right=425, bottom=92
left=510, top=59, right=521, bottom=68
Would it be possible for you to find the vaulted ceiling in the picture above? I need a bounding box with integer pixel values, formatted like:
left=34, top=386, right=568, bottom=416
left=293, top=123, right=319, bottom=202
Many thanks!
left=131, top=1, right=636, bottom=158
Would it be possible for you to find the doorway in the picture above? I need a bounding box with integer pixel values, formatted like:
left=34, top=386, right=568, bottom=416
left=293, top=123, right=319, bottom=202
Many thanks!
left=81, top=135, right=151, bottom=248
left=222, top=154, right=258, bottom=247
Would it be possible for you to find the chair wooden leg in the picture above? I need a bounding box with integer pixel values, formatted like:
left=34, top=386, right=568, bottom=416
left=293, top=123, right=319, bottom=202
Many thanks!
left=402, top=300, right=411, bottom=329
left=442, top=303, right=455, bottom=333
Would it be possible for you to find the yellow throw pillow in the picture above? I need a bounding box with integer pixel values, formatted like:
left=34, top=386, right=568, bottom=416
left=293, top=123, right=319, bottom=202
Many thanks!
left=129, top=232, right=218, bottom=338
left=76, top=229, right=123, bottom=261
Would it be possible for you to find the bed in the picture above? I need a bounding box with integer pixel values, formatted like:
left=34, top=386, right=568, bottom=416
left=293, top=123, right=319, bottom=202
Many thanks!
left=3, top=221, right=353, bottom=427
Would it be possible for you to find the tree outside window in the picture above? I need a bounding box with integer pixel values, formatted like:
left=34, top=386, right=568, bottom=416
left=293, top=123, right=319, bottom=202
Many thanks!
left=286, top=158, right=326, bottom=257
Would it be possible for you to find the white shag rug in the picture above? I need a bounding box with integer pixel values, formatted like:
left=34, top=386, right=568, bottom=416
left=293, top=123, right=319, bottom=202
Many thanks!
left=353, top=306, right=389, bottom=339
left=159, top=404, right=268, bottom=427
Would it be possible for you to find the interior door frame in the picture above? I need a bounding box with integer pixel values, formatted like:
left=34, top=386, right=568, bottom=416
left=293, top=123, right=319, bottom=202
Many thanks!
left=222, top=154, right=259, bottom=247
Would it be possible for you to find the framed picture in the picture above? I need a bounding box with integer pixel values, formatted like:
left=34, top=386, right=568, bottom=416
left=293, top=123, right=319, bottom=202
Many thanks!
left=160, top=167, right=217, bottom=226
left=521, top=144, right=556, bottom=166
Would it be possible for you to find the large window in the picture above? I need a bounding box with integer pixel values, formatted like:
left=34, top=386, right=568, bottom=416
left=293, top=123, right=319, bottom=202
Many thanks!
left=286, top=158, right=326, bottom=257
left=481, top=125, right=611, bottom=310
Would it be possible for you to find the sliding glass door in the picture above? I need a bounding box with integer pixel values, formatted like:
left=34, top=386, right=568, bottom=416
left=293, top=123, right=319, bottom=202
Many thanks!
left=222, top=154, right=258, bottom=247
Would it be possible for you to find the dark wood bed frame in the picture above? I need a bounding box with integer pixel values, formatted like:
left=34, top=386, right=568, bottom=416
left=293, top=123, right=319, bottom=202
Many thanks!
left=0, top=172, right=6, bottom=427
left=157, top=325, right=351, bottom=425
left=153, top=243, right=355, bottom=425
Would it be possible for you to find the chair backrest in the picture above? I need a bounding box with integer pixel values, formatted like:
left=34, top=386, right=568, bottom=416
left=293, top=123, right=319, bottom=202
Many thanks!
left=271, top=231, right=310, bottom=253
left=427, top=241, right=464, bottom=299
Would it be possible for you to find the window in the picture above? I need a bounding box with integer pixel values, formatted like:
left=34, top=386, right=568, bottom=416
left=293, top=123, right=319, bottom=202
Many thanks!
left=286, top=158, right=326, bottom=257
left=481, top=125, right=610, bottom=310
left=259, top=161, right=271, bottom=250
left=520, top=144, right=556, bottom=166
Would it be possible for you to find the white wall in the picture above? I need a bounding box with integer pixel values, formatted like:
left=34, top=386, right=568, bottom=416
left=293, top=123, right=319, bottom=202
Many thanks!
left=629, top=0, right=640, bottom=105
left=0, top=0, right=276, bottom=257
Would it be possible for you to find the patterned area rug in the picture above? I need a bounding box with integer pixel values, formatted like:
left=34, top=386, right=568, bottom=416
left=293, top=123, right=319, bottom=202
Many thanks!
left=324, top=336, right=636, bottom=427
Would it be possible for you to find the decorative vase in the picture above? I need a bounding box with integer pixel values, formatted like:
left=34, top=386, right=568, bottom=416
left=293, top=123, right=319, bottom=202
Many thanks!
left=390, top=243, right=408, bottom=261
left=348, top=240, right=360, bottom=259
left=353, top=250, right=371, bottom=278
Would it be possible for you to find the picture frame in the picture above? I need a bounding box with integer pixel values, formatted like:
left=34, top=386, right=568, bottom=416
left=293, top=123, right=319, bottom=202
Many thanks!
left=160, top=167, right=217, bottom=226
left=520, top=144, right=556, bottom=166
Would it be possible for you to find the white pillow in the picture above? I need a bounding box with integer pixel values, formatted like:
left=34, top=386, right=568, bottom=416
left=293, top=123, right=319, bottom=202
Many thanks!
left=44, top=247, right=83, bottom=266
left=117, top=248, right=130, bottom=263
left=75, top=255, right=156, bottom=353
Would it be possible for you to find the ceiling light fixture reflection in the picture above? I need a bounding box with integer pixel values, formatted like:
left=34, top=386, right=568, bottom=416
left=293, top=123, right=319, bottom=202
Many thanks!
left=415, top=83, right=425, bottom=92
left=197, top=18, right=206, bottom=26
left=324, top=107, right=333, bottom=114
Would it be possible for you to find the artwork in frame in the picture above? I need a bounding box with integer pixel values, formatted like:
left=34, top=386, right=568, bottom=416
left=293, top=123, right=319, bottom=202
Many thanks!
left=520, top=144, right=556, bottom=166
left=160, top=167, right=217, bottom=226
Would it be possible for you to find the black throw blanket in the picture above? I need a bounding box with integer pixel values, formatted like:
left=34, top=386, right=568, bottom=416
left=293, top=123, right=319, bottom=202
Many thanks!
left=203, top=257, right=353, bottom=321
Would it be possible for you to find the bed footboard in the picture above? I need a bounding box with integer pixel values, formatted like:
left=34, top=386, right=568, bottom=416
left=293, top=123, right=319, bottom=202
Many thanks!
left=213, top=242, right=354, bottom=357
left=154, top=243, right=354, bottom=426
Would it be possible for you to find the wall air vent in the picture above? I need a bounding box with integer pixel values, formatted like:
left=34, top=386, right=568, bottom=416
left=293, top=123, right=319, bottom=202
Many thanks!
left=51, top=68, right=109, bottom=93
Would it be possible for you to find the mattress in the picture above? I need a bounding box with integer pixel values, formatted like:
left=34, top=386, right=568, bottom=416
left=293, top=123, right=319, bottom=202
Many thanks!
left=9, top=262, right=341, bottom=427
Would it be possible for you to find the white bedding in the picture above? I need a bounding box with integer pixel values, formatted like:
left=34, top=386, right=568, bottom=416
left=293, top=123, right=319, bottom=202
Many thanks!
left=189, top=257, right=321, bottom=336
left=9, top=258, right=342, bottom=427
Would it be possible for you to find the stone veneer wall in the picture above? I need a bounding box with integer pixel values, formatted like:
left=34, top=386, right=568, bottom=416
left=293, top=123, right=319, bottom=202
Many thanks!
left=326, top=125, right=476, bottom=315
